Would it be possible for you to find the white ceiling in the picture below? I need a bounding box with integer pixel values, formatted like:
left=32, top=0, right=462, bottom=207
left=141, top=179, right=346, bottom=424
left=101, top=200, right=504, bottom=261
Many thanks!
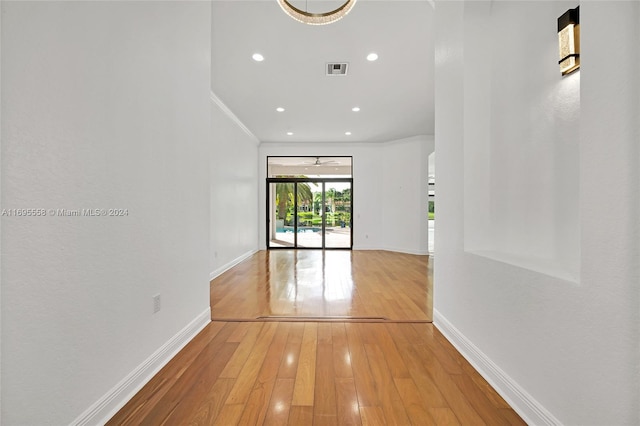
left=211, top=0, right=434, bottom=143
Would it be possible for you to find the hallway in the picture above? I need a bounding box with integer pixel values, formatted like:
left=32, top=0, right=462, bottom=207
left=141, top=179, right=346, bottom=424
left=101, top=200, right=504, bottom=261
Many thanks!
left=2, top=1, right=638, bottom=424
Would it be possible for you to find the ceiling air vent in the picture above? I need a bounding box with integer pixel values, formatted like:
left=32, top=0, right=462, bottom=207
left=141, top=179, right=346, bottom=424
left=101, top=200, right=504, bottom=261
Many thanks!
left=326, top=63, right=348, bottom=76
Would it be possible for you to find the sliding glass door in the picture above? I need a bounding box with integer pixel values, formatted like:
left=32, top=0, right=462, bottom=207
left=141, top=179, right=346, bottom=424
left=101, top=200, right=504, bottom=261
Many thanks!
left=269, top=182, right=296, bottom=247
left=267, top=156, right=353, bottom=250
left=267, top=178, right=352, bottom=249
left=297, top=182, right=323, bottom=248
left=323, top=181, right=351, bottom=249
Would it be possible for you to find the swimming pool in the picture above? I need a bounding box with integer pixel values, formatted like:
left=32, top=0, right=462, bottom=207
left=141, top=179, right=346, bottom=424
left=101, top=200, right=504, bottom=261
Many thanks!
left=276, top=226, right=321, bottom=233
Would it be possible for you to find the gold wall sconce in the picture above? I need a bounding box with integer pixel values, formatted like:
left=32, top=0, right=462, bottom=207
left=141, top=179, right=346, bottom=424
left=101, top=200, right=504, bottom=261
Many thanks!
left=558, top=6, right=580, bottom=75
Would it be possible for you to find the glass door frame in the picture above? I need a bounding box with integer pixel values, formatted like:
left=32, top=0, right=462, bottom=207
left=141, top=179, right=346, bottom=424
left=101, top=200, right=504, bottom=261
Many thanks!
left=266, top=177, right=353, bottom=250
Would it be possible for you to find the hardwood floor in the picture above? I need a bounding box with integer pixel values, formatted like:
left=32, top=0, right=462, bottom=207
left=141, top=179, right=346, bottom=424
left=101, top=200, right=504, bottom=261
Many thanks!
left=107, top=321, right=525, bottom=425
left=107, top=250, right=526, bottom=425
left=211, top=250, right=432, bottom=322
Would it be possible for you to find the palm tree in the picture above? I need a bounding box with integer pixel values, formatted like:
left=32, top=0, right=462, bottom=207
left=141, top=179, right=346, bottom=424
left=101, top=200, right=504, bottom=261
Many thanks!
left=325, top=188, right=336, bottom=210
left=325, top=188, right=337, bottom=226
left=275, top=181, right=314, bottom=224
left=313, top=191, right=323, bottom=215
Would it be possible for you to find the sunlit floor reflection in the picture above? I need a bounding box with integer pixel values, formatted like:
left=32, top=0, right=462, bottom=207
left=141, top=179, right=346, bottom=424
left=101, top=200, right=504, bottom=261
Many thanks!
left=210, top=250, right=432, bottom=321
left=268, top=250, right=355, bottom=317
left=269, top=227, right=351, bottom=248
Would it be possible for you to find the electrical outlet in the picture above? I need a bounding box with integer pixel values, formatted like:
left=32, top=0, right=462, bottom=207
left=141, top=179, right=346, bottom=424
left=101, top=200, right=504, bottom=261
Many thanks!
left=153, top=294, right=161, bottom=314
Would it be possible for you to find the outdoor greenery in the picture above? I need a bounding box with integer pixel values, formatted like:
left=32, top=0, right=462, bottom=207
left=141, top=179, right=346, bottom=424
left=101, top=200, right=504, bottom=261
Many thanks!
left=275, top=182, right=351, bottom=228
left=275, top=181, right=315, bottom=224
left=277, top=182, right=435, bottom=226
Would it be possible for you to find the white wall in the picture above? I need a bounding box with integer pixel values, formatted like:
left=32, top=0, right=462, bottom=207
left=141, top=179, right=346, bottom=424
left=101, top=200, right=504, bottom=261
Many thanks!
left=434, top=1, right=639, bottom=425
left=381, top=137, right=431, bottom=254
left=463, top=1, right=580, bottom=281
left=210, top=95, right=260, bottom=278
left=0, top=2, right=3, bottom=417
left=1, top=2, right=212, bottom=424
left=259, top=136, right=433, bottom=255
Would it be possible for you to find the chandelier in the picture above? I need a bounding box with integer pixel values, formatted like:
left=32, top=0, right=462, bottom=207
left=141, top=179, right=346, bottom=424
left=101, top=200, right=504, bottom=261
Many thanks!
left=277, top=0, right=357, bottom=25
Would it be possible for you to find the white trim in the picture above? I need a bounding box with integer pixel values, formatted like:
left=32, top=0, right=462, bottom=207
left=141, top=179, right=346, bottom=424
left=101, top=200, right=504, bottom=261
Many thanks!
left=433, top=310, right=562, bottom=426
left=380, top=134, right=431, bottom=147
left=70, top=308, right=211, bottom=426
left=210, top=249, right=259, bottom=281
left=351, top=246, right=429, bottom=256
left=378, top=246, right=429, bottom=256
left=210, top=90, right=260, bottom=145
left=351, top=245, right=377, bottom=251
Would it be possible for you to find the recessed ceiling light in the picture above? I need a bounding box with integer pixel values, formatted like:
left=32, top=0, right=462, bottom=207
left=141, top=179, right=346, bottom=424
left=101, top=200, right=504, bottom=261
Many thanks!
left=252, top=53, right=264, bottom=62
left=366, top=53, right=378, bottom=61
left=276, top=107, right=285, bottom=112
left=287, top=132, right=293, bottom=136
left=345, top=131, right=352, bottom=136
left=352, top=107, right=360, bottom=112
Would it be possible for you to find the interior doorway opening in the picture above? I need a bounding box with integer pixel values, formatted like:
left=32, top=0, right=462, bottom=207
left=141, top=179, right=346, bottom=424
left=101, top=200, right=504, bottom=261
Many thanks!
left=428, top=152, right=435, bottom=255
left=267, top=156, right=353, bottom=249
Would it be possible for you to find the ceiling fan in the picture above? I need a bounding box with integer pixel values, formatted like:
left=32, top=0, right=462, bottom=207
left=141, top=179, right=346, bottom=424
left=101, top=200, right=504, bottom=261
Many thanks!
left=304, top=157, right=339, bottom=167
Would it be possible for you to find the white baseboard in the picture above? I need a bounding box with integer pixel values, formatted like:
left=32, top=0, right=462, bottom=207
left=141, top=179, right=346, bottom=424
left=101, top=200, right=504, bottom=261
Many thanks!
left=70, top=308, right=211, bottom=426
left=210, top=249, right=258, bottom=281
left=433, top=310, right=562, bottom=426
left=380, top=246, right=429, bottom=256
left=354, top=246, right=429, bottom=256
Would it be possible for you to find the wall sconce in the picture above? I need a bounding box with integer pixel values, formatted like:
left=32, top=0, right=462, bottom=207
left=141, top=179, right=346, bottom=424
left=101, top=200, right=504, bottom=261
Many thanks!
left=558, top=6, right=580, bottom=75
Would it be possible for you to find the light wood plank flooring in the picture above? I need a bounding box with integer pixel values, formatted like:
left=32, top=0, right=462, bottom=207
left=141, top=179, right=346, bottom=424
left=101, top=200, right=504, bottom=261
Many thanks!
left=108, top=251, right=526, bottom=425
left=107, top=321, right=525, bottom=425
left=211, top=250, right=432, bottom=322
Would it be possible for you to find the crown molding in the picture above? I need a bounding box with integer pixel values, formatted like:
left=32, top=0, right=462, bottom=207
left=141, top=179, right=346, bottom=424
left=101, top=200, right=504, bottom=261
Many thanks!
left=210, top=90, right=260, bottom=145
